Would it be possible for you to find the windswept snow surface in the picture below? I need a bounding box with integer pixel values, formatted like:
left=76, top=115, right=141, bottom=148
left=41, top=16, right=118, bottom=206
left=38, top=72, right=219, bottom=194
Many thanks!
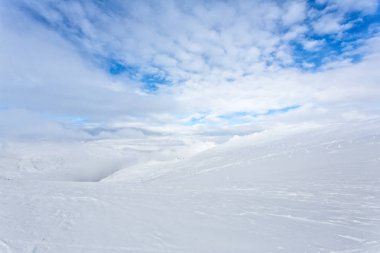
left=1, top=120, right=380, bottom=252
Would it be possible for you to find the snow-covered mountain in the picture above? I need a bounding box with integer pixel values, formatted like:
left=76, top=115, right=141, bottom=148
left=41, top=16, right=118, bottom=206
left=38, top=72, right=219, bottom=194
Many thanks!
left=1, top=119, right=380, bottom=252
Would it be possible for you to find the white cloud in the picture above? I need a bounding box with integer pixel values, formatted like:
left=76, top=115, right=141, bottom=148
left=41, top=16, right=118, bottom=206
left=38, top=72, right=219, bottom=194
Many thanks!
left=0, top=0, right=379, bottom=142
left=311, top=0, right=378, bottom=35
left=0, top=3, right=178, bottom=119
left=312, top=13, right=347, bottom=34
left=318, top=0, right=378, bottom=14
left=282, top=1, right=307, bottom=26
left=301, top=39, right=324, bottom=51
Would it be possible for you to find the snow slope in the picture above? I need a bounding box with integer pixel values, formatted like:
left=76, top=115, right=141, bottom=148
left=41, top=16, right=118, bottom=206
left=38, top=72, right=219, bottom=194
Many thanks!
left=104, top=120, right=380, bottom=185
left=1, top=119, right=380, bottom=252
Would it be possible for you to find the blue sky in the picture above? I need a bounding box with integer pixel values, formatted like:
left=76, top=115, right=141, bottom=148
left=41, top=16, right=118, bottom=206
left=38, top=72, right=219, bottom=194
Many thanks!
left=0, top=0, right=380, bottom=139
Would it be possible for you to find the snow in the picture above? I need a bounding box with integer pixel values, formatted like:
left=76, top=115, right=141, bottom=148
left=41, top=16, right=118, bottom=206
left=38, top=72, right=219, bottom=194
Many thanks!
left=0, top=119, right=380, bottom=252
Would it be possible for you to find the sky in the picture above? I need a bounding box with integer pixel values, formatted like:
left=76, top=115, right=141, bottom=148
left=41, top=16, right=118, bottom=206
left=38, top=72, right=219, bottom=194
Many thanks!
left=1, top=0, right=380, bottom=140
